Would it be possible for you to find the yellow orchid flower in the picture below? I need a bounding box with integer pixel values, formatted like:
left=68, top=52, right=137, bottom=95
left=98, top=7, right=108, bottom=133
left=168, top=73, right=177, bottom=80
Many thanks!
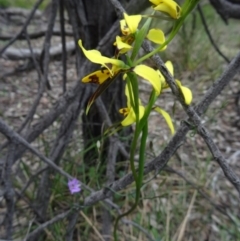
left=157, top=61, right=192, bottom=105
left=78, top=40, right=128, bottom=77
left=114, top=36, right=132, bottom=55
left=120, top=13, right=142, bottom=36
left=119, top=84, right=174, bottom=133
left=149, top=0, right=181, bottom=19
left=79, top=39, right=162, bottom=94
left=119, top=84, right=145, bottom=126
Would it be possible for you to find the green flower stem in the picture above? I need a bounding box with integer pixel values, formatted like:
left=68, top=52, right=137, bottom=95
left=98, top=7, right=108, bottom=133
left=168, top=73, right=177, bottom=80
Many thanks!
left=137, top=120, right=148, bottom=191
left=113, top=91, right=157, bottom=241
left=113, top=122, right=140, bottom=241
left=113, top=121, right=148, bottom=241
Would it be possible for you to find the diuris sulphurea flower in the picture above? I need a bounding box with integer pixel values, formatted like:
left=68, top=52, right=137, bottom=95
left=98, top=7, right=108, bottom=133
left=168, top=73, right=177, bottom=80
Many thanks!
left=119, top=83, right=174, bottom=134
left=79, top=40, right=162, bottom=95
left=120, top=13, right=142, bottom=36
left=78, top=39, right=129, bottom=84
left=119, top=84, right=145, bottom=126
left=149, top=0, right=181, bottom=19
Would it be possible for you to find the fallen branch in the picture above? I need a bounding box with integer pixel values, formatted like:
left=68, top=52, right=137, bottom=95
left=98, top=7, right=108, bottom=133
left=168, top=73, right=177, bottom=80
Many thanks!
left=0, top=29, right=73, bottom=41
left=0, top=0, right=44, bottom=56
left=0, top=7, right=42, bottom=19
left=210, top=0, right=240, bottom=23
left=2, top=41, right=75, bottom=60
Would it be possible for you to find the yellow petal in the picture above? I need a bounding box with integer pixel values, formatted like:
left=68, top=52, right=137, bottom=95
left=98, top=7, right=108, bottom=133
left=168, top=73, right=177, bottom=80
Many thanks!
left=82, top=69, right=111, bottom=84
left=179, top=85, right=192, bottom=105
left=134, top=65, right=161, bottom=95
left=156, top=61, right=174, bottom=89
left=154, top=107, right=175, bottom=134
left=156, top=70, right=168, bottom=89
left=147, top=28, right=165, bottom=45
left=153, top=0, right=181, bottom=19
left=120, top=19, right=130, bottom=36
left=125, top=83, right=132, bottom=108
left=124, top=82, right=143, bottom=108
left=78, top=39, right=126, bottom=75
left=149, top=0, right=161, bottom=5
left=123, top=13, right=142, bottom=34
left=121, top=106, right=145, bottom=126
left=165, top=61, right=174, bottom=76
left=115, top=36, right=132, bottom=54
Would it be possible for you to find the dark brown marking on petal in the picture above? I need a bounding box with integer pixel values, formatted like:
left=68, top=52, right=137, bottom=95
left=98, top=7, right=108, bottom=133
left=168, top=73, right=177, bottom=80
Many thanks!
left=126, top=35, right=134, bottom=45
left=100, top=68, right=110, bottom=75
left=119, top=108, right=128, bottom=116
left=88, top=74, right=100, bottom=84
left=100, top=68, right=106, bottom=73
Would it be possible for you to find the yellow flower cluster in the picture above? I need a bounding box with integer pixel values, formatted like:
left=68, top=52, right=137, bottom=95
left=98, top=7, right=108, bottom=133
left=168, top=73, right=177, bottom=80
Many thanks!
left=78, top=0, right=192, bottom=133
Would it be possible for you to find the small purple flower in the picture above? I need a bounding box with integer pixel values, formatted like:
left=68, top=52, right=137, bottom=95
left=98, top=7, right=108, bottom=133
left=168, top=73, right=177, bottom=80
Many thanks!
left=68, top=178, right=81, bottom=194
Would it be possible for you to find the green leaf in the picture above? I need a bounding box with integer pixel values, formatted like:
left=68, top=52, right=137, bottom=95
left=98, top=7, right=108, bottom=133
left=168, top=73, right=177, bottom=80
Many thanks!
left=131, top=17, right=152, bottom=61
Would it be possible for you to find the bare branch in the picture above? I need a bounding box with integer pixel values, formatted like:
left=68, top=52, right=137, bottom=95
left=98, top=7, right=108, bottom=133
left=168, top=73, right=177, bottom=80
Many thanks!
left=0, top=7, right=42, bottom=18
left=0, top=118, right=73, bottom=180
left=209, top=0, right=240, bottom=22
left=2, top=41, right=75, bottom=60
left=197, top=4, right=230, bottom=63
left=59, top=0, right=67, bottom=93
left=0, top=29, right=73, bottom=41
left=1, top=143, right=16, bottom=240
left=24, top=210, right=72, bottom=241
left=0, top=0, right=44, bottom=56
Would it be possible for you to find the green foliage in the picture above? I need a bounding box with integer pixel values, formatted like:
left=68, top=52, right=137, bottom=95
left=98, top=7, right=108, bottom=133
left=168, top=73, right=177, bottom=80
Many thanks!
left=0, top=0, right=50, bottom=9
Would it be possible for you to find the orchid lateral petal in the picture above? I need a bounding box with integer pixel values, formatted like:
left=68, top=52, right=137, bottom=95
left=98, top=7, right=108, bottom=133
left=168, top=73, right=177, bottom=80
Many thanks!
left=165, top=61, right=174, bottom=76
left=157, top=61, right=174, bottom=89
left=156, top=70, right=168, bottom=89
left=147, top=28, right=165, bottom=45
left=123, top=13, right=142, bottom=34
left=175, top=79, right=193, bottom=105
left=179, top=85, right=192, bottom=105
left=151, top=0, right=181, bottom=19
left=82, top=69, right=111, bottom=84
left=134, top=65, right=161, bottom=95
left=154, top=107, right=175, bottom=134
left=125, top=83, right=132, bottom=108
